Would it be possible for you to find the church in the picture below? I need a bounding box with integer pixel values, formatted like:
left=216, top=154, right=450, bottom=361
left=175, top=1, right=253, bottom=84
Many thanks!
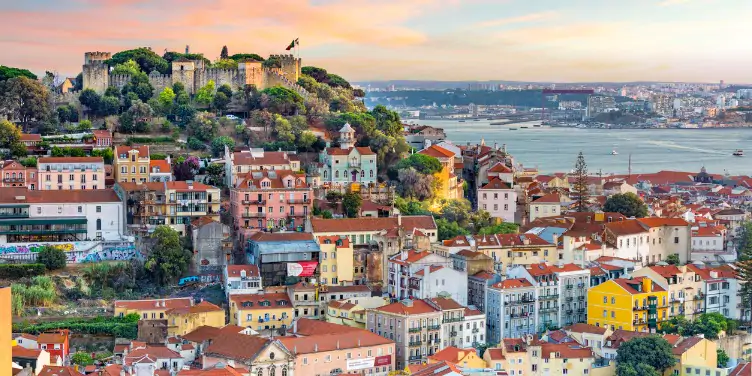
left=317, top=123, right=378, bottom=187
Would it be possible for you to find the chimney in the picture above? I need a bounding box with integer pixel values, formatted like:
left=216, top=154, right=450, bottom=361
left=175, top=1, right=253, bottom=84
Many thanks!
left=397, top=214, right=402, bottom=227
left=336, top=340, right=340, bottom=349
left=293, top=320, right=298, bottom=334
left=314, top=343, right=318, bottom=352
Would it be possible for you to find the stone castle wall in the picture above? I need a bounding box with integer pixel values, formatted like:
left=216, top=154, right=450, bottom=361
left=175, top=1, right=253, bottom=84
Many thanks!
left=109, top=74, right=131, bottom=90
left=148, top=71, right=172, bottom=94
left=195, top=68, right=242, bottom=91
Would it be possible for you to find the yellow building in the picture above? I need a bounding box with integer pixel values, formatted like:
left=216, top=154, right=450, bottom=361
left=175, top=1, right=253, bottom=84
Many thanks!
left=229, top=292, right=293, bottom=331
left=474, top=233, right=558, bottom=273
left=166, top=301, right=225, bottom=336
left=428, top=346, right=486, bottom=369
left=317, top=235, right=354, bottom=286
left=114, top=145, right=150, bottom=183
left=418, top=145, right=462, bottom=200
left=0, top=287, right=10, bottom=369
left=528, top=342, right=595, bottom=375
left=668, top=336, right=725, bottom=376
left=326, top=296, right=390, bottom=328
left=587, top=277, right=669, bottom=332
left=114, top=297, right=193, bottom=320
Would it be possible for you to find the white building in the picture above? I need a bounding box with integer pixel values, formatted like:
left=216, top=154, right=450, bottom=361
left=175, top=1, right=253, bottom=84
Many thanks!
left=703, top=266, right=743, bottom=320
left=604, top=218, right=691, bottom=266
left=478, top=178, right=516, bottom=223
left=0, top=187, right=125, bottom=245
left=223, top=264, right=263, bottom=298
left=387, top=249, right=467, bottom=305
left=529, top=192, right=567, bottom=222
left=486, top=278, right=537, bottom=344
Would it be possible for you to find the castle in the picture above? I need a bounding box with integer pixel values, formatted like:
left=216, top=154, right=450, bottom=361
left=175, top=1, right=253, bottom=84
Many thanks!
left=82, top=51, right=307, bottom=97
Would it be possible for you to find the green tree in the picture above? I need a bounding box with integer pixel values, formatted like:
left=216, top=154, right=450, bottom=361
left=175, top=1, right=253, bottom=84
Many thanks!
left=301, top=66, right=329, bottom=83
left=272, top=114, right=295, bottom=145
left=397, top=167, right=435, bottom=201
left=175, top=104, right=196, bottom=127
left=218, top=84, right=233, bottom=99
left=616, top=363, right=660, bottom=376
left=371, top=105, right=401, bottom=137
left=37, top=246, right=67, bottom=271
left=211, top=136, right=235, bottom=157
left=0, top=65, right=37, bottom=81
left=737, top=221, right=752, bottom=325
left=187, top=137, right=205, bottom=150
left=326, top=73, right=351, bottom=89
left=666, top=253, right=680, bottom=265
left=77, top=119, right=92, bottom=132
left=188, top=113, right=218, bottom=141
left=393, top=153, right=442, bottom=178
left=436, top=218, right=470, bottom=241
left=97, top=96, right=120, bottom=117
left=260, top=86, right=305, bottom=116
left=71, top=351, right=94, bottom=366
left=603, top=192, right=648, bottom=218
left=717, top=349, right=729, bottom=368
left=195, top=80, right=216, bottom=106
left=205, top=163, right=225, bottom=186
left=212, top=91, right=230, bottom=112
left=229, top=53, right=265, bottom=62
left=342, top=192, right=362, bottom=218
left=478, top=222, right=519, bottom=235
left=573, top=151, right=589, bottom=212
left=212, top=59, right=237, bottom=69
left=119, top=100, right=153, bottom=133
left=616, top=336, right=676, bottom=374
left=0, top=119, right=26, bottom=157
left=440, top=199, right=473, bottom=227
left=297, top=131, right=317, bottom=152
left=111, top=59, right=141, bottom=76
left=220, top=46, right=229, bottom=59
left=157, top=87, right=176, bottom=116
left=121, top=72, right=154, bottom=103
left=145, top=226, right=191, bottom=286
left=322, top=210, right=333, bottom=219
left=73, top=73, right=83, bottom=91
left=109, top=48, right=169, bottom=74
left=91, top=148, right=114, bottom=164
left=79, top=89, right=101, bottom=112
left=4, top=76, right=51, bottom=124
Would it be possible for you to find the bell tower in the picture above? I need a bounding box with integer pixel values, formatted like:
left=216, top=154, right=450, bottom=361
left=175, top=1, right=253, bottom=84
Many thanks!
left=339, top=122, right=355, bottom=149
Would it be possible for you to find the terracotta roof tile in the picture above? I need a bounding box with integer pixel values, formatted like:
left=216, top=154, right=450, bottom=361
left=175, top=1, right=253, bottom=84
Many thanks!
left=38, top=157, right=103, bottom=164
left=611, top=277, right=665, bottom=294
left=311, top=215, right=436, bottom=233
left=428, top=297, right=463, bottom=310
left=0, top=187, right=120, bottom=204
left=563, top=323, right=607, bottom=335
left=236, top=169, right=308, bottom=189
left=37, top=331, right=68, bottom=344
left=471, top=270, right=496, bottom=280
left=415, top=265, right=444, bottom=276
left=39, top=366, right=84, bottom=376
left=728, top=362, right=751, bottom=376
left=204, top=333, right=270, bottom=363
left=149, top=159, right=171, bottom=173
left=178, top=367, right=244, bottom=376
left=605, top=220, right=648, bottom=236
left=287, top=318, right=361, bottom=336
left=123, top=346, right=182, bottom=365
left=229, top=293, right=292, bottom=310
left=12, top=346, right=42, bottom=358
left=491, top=278, right=533, bottom=289
left=637, top=217, right=689, bottom=227
left=226, top=264, right=260, bottom=278
left=372, top=299, right=438, bottom=315
left=116, top=145, right=149, bottom=157
left=534, top=192, right=564, bottom=203
left=166, top=300, right=222, bottom=315
left=409, top=361, right=463, bottom=376
left=279, top=328, right=392, bottom=354
left=475, top=234, right=549, bottom=247
left=488, top=162, right=512, bottom=173
left=480, top=177, right=512, bottom=190
left=418, top=145, right=455, bottom=159
left=428, top=346, right=470, bottom=364
left=540, top=343, right=593, bottom=359
left=20, top=133, right=42, bottom=141
left=391, top=249, right=434, bottom=266
left=115, top=297, right=192, bottom=311
left=181, top=325, right=221, bottom=343
left=249, top=232, right=313, bottom=241
left=485, top=348, right=505, bottom=361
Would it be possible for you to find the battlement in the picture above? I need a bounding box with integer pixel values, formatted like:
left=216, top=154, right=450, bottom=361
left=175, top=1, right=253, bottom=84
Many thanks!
left=269, top=54, right=298, bottom=61
left=109, top=74, right=132, bottom=89
left=85, top=51, right=111, bottom=64
left=148, top=71, right=171, bottom=80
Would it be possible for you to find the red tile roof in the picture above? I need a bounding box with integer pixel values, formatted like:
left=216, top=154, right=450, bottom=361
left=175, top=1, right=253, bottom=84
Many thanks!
left=390, top=249, right=434, bottom=266
left=236, top=169, right=308, bottom=189
left=637, top=217, right=689, bottom=227
left=288, top=318, right=361, bottom=336
left=428, top=346, right=472, bottom=364
left=648, top=265, right=682, bottom=278
left=232, top=151, right=298, bottom=166
left=20, top=133, right=42, bottom=142
left=12, top=346, right=42, bottom=358
left=37, top=331, right=68, bottom=344
left=279, top=328, right=392, bottom=354
left=471, top=270, right=496, bottom=280
left=226, top=264, right=260, bottom=278
left=611, top=277, right=665, bottom=294
left=488, top=162, right=512, bottom=173
left=204, top=333, right=270, bottom=363
left=178, top=367, right=244, bottom=376
left=563, top=323, right=607, bottom=335
left=149, top=159, right=171, bottom=173
left=480, top=177, right=512, bottom=190
left=419, top=145, right=455, bottom=159
left=373, top=299, right=438, bottom=315
left=115, top=297, right=193, bottom=311
left=728, top=362, right=751, bottom=376
left=181, top=325, right=221, bottom=343
left=38, top=157, right=103, bottom=164
left=39, top=366, right=84, bottom=376
left=248, top=232, right=313, bottom=241
left=116, top=145, right=149, bottom=157
left=533, top=192, right=564, bottom=204
left=485, top=348, right=505, bottom=361
left=166, top=300, right=222, bottom=315
left=414, top=265, right=444, bottom=275
left=409, top=361, right=463, bottom=376
left=124, top=346, right=181, bottom=365
left=672, top=336, right=703, bottom=355
left=0, top=187, right=120, bottom=204
left=428, top=297, right=463, bottom=310
left=492, top=278, right=533, bottom=289
left=604, top=220, right=648, bottom=236
left=229, top=293, right=292, bottom=310
left=540, top=343, right=593, bottom=359
left=476, top=233, right=549, bottom=247
left=310, top=215, right=437, bottom=233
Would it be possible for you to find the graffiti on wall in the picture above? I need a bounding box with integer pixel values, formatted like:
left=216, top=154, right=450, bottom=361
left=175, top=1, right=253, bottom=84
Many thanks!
left=0, top=241, right=142, bottom=263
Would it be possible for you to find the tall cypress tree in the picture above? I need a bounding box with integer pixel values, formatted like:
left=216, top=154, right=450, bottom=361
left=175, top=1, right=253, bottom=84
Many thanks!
left=573, top=151, right=589, bottom=212
left=220, top=45, right=229, bottom=60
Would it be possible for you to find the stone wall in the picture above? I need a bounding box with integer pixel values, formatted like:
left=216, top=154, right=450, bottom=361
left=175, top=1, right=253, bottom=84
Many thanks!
left=717, top=332, right=752, bottom=359
left=109, top=74, right=131, bottom=90
left=148, top=72, right=171, bottom=94
left=195, top=68, right=242, bottom=92
left=83, top=63, right=109, bottom=94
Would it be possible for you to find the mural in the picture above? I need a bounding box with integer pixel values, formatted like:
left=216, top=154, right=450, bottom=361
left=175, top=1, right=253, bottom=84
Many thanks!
left=0, top=241, right=141, bottom=263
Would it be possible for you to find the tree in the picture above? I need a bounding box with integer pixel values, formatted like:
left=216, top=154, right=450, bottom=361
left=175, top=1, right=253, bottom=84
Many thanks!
left=436, top=218, right=470, bottom=241
left=220, top=45, right=229, bottom=59
left=260, top=86, right=305, bottom=116
left=71, top=351, right=94, bottom=366
left=0, top=65, right=37, bottom=81
left=440, top=199, right=473, bottom=227
left=211, top=136, right=235, bottom=157
left=97, top=96, right=120, bottom=117
left=109, top=48, right=169, bottom=74
left=322, top=210, right=333, bottom=219
left=478, top=222, right=519, bottom=235
left=195, top=80, right=216, bottom=106
left=302, top=66, right=329, bottom=83
left=175, top=104, right=196, bottom=127
left=91, top=148, right=114, bottom=164
left=393, top=153, right=442, bottom=178
left=205, top=163, right=225, bottom=187
left=173, top=156, right=200, bottom=181
left=119, top=100, right=153, bottom=133
left=272, top=115, right=295, bottom=145
left=79, top=89, right=101, bottom=113
left=573, top=151, right=589, bottom=212
left=218, top=84, right=233, bottom=99
left=121, top=72, right=154, bottom=103
left=73, top=73, right=83, bottom=91
left=616, top=363, right=660, bottom=376
left=212, top=91, right=230, bottom=112
left=188, top=113, right=218, bottom=141
left=326, top=73, right=351, bottom=89
left=717, top=349, right=729, bottom=368
left=77, top=119, right=92, bottom=132
left=111, top=59, right=141, bottom=76
left=37, top=246, right=67, bottom=270
left=371, top=105, right=401, bottom=137
left=397, top=167, right=435, bottom=201
left=0, top=119, right=26, bottom=157
left=157, top=87, right=176, bottom=116
left=616, top=336, right=676, bottom=374
left=187, top=137, right=205, bottom=150
left=666, top=253, right=680, bottom=265
left=145, top=226, right=191, bottom=285
left=297, top=131, right=317, bottom=152
left=4, top=76, right=50, bottom=124
left=212, top=59, right=237, bottom=69
left=603, top=192, right=648, bottom=218
left=342, top=192, right=362, bottom=218
left=229, top=53, right=265, bottom=62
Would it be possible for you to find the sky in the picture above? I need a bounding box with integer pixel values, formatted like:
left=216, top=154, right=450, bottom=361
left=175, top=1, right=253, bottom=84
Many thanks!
left=2, top=0, right=751, bottom=83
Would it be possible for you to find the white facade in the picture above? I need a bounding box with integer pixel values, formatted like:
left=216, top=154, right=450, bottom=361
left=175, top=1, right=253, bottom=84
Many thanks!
left=478, top=188, right=517, bottom=223
left=223, top=265, right=263, bottom=298
left=387, top=250, right=449, bottom=301
left=31, top=201, right=124, bottom=240
left=704, top=273, right=742, bottom=320
left=410, top=266, right=468, bottom=306
left=460, top=310, right=486, bottom=348
left=529, top=202, right=561, bottom=222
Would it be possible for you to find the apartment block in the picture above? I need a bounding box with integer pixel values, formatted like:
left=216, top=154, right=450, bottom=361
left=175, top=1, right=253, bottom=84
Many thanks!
left=114, top=145, right=150, bottom=183
left=37, top=157, right=105, bottom=190
left=229, top=169, right=311, bottom=232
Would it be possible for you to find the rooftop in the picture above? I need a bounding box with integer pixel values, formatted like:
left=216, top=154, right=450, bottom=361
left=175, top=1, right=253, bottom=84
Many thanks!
left=0, top=187, right=120, bottom=204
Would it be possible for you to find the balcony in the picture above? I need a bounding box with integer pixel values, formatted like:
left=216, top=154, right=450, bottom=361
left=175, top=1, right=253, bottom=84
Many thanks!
left=565, top=309, right=573, bottom=315
left=565, top=297, right=574, bottom=302
left=408, top=341, right=422, bottom=347
left=540, top=294, right=559, bottom=300
left=539, top=307, right=557, bottom=313
left=408, top=327, right=422, bottom=333
left=565, top=284, right=574, bottom=290
left=449, top=331, right=458, bottom=336
left=577, top=308, right=586, bottom=314
left=348, top=162, right=361, bottom=168
left=472, top=328, right=480, bottom=334
left=443, top=317, right=462, bottom=323
left=287, top=213, right=308, bottom=219
left=408, top=356, right=423, bottom=361
left=2, top=177, right=24, bottom=183
left=633, top=306, right=646, bottom=311
left=577, top=296, right=585, bottom=301
left=427, top=324, right=440, bottom=331
left=242, top=212, right=266, bottom=218
left=287, top=198, right=311, bottom=204
left=242, top=199, right=266, bottom=205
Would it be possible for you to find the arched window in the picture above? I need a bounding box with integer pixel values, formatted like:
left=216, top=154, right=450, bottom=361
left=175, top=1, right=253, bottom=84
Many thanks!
left=335, top=171, right=339, bottom=178
left=96, top=218, right=101, bottom=231
left=257, top=368, right=263, bottom=376
left=370, top=170, right=374, bottom=178
left=323, top=170, right=328, bottom=178
left=360, top=170, right=364, bottom=178
left=12, top=173, right=16, bottom=179
left=269, top=366, right=275, bottom=376
left=281, top=367, right=288, bottom=376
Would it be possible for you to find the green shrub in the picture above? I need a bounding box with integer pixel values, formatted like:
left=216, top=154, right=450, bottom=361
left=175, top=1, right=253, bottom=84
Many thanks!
left=13, top=314, right=139, bottom=339
left=125, top=136, right=175, bottom=144
left=0, top=264, right=46, bottom=279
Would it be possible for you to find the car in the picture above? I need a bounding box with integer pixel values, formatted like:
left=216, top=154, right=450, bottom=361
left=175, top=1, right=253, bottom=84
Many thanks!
left=225, top=114, right=239, bottom=120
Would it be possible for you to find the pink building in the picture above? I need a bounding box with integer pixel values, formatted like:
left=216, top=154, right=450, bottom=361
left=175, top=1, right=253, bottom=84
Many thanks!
left=92, top=130, right=113, bottom=148
left=1, top=160, right=37, bottom=189
left=37, top=157, right=105, bottom=190
left=230, top=170, right=311, bottom=231
left=279, top=319, right=396, bottom=376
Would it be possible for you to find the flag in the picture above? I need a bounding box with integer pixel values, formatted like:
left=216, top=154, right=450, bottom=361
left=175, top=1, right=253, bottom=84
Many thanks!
left=285, top=38, right=299, bottom=51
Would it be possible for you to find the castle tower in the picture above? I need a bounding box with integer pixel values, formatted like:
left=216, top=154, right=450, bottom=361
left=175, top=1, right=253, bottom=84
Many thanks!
left=238, top=60, right=263, bottom=88
left=171, top=58, right=196, bottom=94
left=82, top=52, right=111, bottom=94
left=275, top=54, right=302, bottom=82
left=339, top=123, right=355, bottom=149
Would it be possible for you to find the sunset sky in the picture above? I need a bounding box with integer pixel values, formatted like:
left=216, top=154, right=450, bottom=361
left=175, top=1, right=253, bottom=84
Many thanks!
left=3, top=0, right=751, bottom=83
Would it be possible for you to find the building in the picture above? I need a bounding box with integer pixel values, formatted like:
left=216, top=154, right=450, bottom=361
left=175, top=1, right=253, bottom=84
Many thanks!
left=116, top=181, right=221, bottom=236
left=148, top=159, right=173, bottom=182
left=223, top=265, right=263, bottom=298
left=486, top=278, right=537, bottom=344
left=667, top=336, right=724, bottom=376
left=474, top=233, right=557, bottom=275
left=191, top=217, right=231, bottom=276
left=528, top=342, right=596, bottom=375
left=224, top=148, right=301, bottom=188
left=418, top=145, right=463, bottom=200
left=14, top=334, right=38, bottom=350
left=317, top=235, right=354, bottom=286
left=37, top=330, right=70, bottom=365
left=279, top=322, right=396, bottom=376
left=123, top=345, right=185, bottom=373
left=203, top=332, right=294, bottom=373
left=0, top=187, right=125, bottom=246
left=631, top=264, right=703, bottom=320
left=244, top=232, right=320, bottom=286
left=587, top=276, right=669, bottom=332
left=387, top=249, right=466, bottom=305
left=529, top=192, right=567, bottom=222
left=477, top=174, right=516, bottom=223
left=229, top=292, right=293, bottom=333
left=587, top=95, right=617, bottom=117
left=651, top=94, right=675, bottom=117
left=1, top=160, right=36, bottom=189
left=317, top=123, right=378, bottom=188
left=230, top=169, right=312, bottom=232
left=467, top=270, right=499, bottom=312
left=114, top=145, right=150, bottom=183
left=562, top=323, right=612, bottom=358
left=12, top=346, right=52, bottom=375
left=36, top=157, right=105, bottom=190
left=165, top=301, right=225, bottom=337
left=92, top=130, right=112, bottom=148
left=366, top=298, right=485, bottom=369
left=326, top=296, right=390, bottom=328
left=427, top=346, right=486, bottom=369
left=114, top=297, right=193, bottom=320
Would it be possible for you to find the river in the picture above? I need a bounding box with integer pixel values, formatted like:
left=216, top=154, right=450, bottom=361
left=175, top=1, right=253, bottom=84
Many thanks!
left=417, top=119, right=752, bottom=176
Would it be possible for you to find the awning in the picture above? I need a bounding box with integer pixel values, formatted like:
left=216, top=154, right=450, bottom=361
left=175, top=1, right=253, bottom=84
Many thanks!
left=0, top=204, right=30, bottom=208
left=0, top=217, right=87, bottom=225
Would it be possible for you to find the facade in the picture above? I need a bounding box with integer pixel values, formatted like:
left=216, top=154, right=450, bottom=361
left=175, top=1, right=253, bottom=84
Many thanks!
left=244, top=232, right=320, bottom=287
left=224, top=148, right=301, bottom=188
left=1, top=160, right=36, bottom=189
left=317, top=123, right=378, bottom=188
left=148, top=159, right=173, bottom=182
left=92, top=130, right=112, bottom=148
left=114, top=298, right=193, bottom=319
left=37, top=330, right=70, bottom=365
left=190, top=217, right=231, bottom=275
left=223, top=265, right=263, bottom=298
left=165, top=301, right=225, bottom=337
left=418, top=145, right=463, bottom=200
left=202, top=332, right=294, bottom=373
left=114, top=145, right=150, bottom=183
left=467, top=270, right=499, bottom=312
left=0, top=187, right=125, bottom=245
left=229, top=169, right=311, bottom=232
left=529, top=192, right=566, bottom=222
left=427, top=346, right=486, bottom=368
left=317, top=235, right=354, bottom=286
left=587, top=277, right=669, bottom=333
left=229, top=292, right=294, bottom=332
left=116, top=181, right=221, bottom=236
left=474, top=233, right=557, bottom=275
left=478, top=176, right=516, bottom=223
left=486, top=278, right=538, bottom=344
left=37, top=157, right=105, bottom=190
left=326, top=296, right=390, bottom=328
left=387, top=249, right=466, bottom=305
left=528, top=342, right=595, bottom=375
left=631, top=265, right=703, bottom=320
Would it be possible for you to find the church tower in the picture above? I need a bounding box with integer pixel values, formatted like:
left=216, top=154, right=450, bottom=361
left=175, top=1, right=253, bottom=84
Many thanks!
left=339, top=122, right=355, bottom=149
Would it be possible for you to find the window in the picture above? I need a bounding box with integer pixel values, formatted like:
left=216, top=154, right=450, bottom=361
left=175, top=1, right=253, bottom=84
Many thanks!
left=96, top=219, right=102, bottom=231
left=674, top=236, right=679, bottom=244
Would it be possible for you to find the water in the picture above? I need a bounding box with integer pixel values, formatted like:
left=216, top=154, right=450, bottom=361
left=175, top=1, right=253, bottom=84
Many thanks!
left=418, top=119, right=752, bottom=175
